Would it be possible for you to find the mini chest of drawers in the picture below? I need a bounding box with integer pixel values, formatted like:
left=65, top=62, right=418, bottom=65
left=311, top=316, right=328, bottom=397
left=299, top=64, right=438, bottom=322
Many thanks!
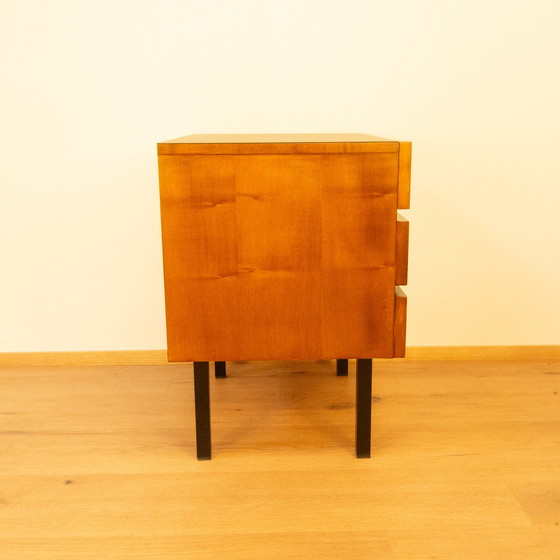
left=158, top=133, right=411, bottom=459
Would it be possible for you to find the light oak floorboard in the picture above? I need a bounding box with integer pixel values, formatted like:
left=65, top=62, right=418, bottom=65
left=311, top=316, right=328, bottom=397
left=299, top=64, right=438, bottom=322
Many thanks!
left=1, top=359, right=559, bottom=558
left=0, top=533, right=393, bottom=560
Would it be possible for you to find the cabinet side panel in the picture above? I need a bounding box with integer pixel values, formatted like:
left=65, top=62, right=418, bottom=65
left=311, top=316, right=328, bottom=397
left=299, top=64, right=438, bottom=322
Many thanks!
left=159, top=151, right=402, bottom=361
left=233, top=155, right=323, bottom=359
left=321, top=269, right=395, bottom=358
left=235, top=156, right=322, bottom=272
left=320, top=153, right=399, bottom=358
left=159, top=155, right=240, bottom=361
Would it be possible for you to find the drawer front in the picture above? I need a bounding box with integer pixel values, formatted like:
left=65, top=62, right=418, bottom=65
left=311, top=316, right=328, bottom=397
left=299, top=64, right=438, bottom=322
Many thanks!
left=397, top=142, right=411, bottom=209
left=394, top=287, right=408, bottom=358
left=396, top=214, right=409, bottom=286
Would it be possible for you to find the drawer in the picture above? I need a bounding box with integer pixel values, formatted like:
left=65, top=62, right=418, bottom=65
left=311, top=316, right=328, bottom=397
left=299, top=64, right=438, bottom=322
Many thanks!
left=396, top=214, right=409, bottom=286
left=397, top=142, right=411, bottom=209
left=394, top=287, right=407, bottom=357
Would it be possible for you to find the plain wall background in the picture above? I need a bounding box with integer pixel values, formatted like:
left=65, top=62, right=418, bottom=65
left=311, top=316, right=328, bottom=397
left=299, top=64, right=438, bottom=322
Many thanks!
left=1, top=0, right=559, bottom=352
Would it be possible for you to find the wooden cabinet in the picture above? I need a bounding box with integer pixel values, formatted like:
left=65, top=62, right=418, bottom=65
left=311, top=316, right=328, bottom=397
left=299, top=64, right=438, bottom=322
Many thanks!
left=157, top=133, right=411, bottom=458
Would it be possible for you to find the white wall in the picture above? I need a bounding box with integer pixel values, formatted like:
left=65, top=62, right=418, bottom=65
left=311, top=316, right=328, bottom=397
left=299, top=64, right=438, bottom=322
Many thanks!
left=1, top=0, right=559, bottom=351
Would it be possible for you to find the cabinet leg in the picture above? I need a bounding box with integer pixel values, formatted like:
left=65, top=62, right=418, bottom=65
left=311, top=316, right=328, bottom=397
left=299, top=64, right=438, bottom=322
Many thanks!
left=193, top=361, right=211, bottom=460
left=215, top=361, right=227, bottom=378
left=336, top=359, right=348, bottom=376
left=356, top=358, right=372, bottom=458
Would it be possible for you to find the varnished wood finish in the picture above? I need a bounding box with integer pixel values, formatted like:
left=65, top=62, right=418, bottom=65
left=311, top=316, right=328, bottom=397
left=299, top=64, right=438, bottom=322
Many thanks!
left=403, top=345, right=560, bottom=360
left=157, top=133, right=398, bottom=156
left=158, top=134, right=408, bottom=362
left=160, top=133, right=391, bottom=144
left=397, top=141, right=411, bottom=209
left=394, top=287, right=407, bottom=358
left=0, top=350, right=170, bottom=366
left=395, top=214, right=409, bottom=286
left=2, top=358, right=560, bottom=558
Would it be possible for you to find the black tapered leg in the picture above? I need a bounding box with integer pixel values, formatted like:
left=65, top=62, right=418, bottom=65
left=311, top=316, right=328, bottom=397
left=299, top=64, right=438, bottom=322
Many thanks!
left=215, top=361, right=227, bottom=378
left=193, top=361, right=211, bottom=460
left=336, top=359, right=348, bottom=376
left=355, top=358, right=372, bottom=458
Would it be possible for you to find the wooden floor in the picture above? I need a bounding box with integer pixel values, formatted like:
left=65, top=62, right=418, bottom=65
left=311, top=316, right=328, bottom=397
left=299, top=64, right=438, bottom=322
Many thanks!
left=1, top=358, right=560, bottom=559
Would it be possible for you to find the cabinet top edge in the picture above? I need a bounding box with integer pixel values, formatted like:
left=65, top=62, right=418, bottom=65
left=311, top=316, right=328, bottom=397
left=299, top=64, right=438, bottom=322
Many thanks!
left=159, top=133, right=394, bottom=144
left=157, top=134, right=406, bottom=155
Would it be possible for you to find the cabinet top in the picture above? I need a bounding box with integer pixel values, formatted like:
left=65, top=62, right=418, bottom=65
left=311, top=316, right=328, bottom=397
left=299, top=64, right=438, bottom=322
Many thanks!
left=157, top=133, right=401, bottom=155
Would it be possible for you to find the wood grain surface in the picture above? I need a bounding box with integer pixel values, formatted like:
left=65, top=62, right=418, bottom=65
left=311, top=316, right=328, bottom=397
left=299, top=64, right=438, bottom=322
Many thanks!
left=395, top=214, right=409, bottom=286
left=3, top=346, right=560, bottom=366
left=1, top=358, right=559, bottom=559
left=393, top=287, right=407, bottom=357
left=397, top=141, right=411, bottom=209
left=159, top=132, right=391, bottom=143
left=159, top=147, right=403, bottom=361
left=157, top=133, right=399, bottom=155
